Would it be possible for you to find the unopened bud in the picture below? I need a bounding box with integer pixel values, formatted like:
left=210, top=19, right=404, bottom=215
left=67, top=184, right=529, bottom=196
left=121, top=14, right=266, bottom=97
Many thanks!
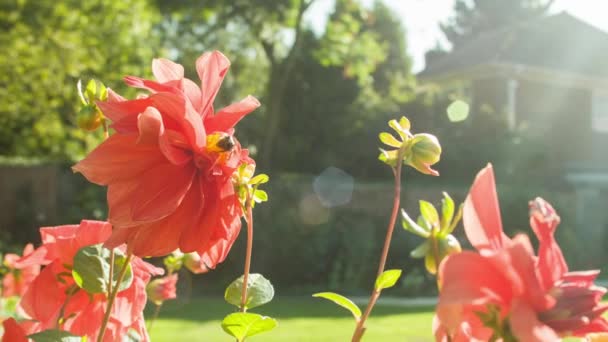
left=146, top=274, right=178, bottom=305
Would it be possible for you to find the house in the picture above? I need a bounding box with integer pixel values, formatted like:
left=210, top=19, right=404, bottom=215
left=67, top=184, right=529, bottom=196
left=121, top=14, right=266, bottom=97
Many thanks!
left=419, top=12, right=608, bottom=259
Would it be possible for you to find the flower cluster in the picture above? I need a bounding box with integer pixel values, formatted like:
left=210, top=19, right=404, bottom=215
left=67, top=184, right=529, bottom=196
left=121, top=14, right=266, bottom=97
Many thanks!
left=0, top=51, right=261, bottom=341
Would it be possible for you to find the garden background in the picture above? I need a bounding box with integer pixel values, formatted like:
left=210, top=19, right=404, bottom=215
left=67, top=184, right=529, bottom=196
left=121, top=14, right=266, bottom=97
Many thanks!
left=1, top=0, right=607, bottom=340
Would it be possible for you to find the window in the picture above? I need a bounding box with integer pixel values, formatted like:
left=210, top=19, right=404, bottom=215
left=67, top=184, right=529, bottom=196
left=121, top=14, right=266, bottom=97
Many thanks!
left=592, top=91, right=608, bottom=133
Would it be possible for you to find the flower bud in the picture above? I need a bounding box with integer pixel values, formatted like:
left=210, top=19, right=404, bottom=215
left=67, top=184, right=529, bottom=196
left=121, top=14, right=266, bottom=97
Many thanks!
left=146, top=274, right=178, bottom=306
left=405, top=133, right=441, bottom=176
left=183, top=252, right=210, bottom=274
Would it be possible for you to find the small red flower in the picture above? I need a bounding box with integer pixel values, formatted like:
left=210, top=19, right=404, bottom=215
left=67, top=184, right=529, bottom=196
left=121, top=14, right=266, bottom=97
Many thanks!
left=73, top=51, right=259, bottom=266
left=2, top=244, right=41, bottom=298
left=435, top=164, right=608, bottom=341
left=146, top=274, right=178, bottom=305
left=16, top=220, right=163, bottom=341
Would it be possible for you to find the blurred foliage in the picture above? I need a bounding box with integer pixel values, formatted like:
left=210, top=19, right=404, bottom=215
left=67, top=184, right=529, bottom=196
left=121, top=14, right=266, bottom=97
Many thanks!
left=153, top=0, right=415, bottom=171
left=0, top=0, right=159, bottom=160
left=440, top=0, right=553, bottom=49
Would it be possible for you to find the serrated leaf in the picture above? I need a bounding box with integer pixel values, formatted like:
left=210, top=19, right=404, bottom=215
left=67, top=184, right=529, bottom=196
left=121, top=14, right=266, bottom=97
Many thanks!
left=29, top=330, right=84, bottom=342
left=379, top=132, right=401, bottom=147
left=401, top=209, right=430, bottom=238
left=312, top=292, right=361, bottom=320
left=221, top=313, right=277, bottom=341
left=375, top=269, right=402, bottom=290
left=419, top=200, right=439, bottom=227
left=225, top=274, right=274, bottom=310
left=447, top=100, right=470, bottom=122
left=440, top=192, right=455, bottom=234
left=250, top=174, right=269, bottom=185
left=72, top=244, right=133, bottom=294
left=410, top=241, right=430, bottom=259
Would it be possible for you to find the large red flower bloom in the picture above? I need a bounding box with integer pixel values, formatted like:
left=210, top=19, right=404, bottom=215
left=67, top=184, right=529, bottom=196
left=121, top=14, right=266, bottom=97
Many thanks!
left=16, top=220, right=163, bottom=341
left=435, top=164, right=608, bottom=341
left=2, top=244, right=40, bottom=298
left=73, top=51, right=258, bottom=264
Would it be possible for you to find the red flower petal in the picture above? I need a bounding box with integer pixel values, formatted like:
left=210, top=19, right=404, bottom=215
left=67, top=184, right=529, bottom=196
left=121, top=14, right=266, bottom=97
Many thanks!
left=72, top=134, right=167, bottom=185
left=205, top=95, right=260, bottom=133
left=196, top=51, right=230, bottom=118
left=152, top=58, right=184, bottom=83
left=1, top=318, right=28, bottom=342
left=463, top=164, right=509, bottom=251
left=130, top=162, right=196, bottom=223
left=510, top=300, right=559, bottom=342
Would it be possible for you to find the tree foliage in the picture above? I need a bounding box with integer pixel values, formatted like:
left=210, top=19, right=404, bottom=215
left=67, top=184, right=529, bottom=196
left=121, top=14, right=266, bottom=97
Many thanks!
left=0, top=0, right=159, bottom=160
left=440, top=0, right=553, bottom=49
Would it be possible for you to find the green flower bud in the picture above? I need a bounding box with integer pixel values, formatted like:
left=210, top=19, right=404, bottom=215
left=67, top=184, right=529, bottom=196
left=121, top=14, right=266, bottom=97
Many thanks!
left=404, top=133, right=441, bottom=176
left=378, top=116, right=441, bottom=176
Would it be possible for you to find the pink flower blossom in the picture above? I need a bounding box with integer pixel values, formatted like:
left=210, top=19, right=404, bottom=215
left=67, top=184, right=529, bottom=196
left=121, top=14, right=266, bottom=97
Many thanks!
left=435, top=164, right=608, bottom=341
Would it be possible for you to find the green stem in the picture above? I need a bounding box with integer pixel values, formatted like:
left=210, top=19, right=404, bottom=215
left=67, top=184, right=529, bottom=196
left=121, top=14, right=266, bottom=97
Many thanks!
left=240, top=198, right=254, bottom=313
left=147, top=303, right=162, bottom=333
left=107, top=250, right=115, bottom=299
left=97, top=252, right=132, bottom=342
left=351, top=152, right=405, bottom=342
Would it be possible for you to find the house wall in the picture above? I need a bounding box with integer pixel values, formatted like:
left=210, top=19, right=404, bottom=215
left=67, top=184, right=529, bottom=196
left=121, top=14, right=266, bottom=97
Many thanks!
left=516, top=79, right=593, bottom=167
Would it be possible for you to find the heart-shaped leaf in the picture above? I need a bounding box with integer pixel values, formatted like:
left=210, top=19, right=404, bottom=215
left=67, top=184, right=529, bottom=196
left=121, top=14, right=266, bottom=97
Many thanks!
left=221, top=312, right=277, bottom=341
left=225, top=273, right=275, bottom=310
left=375, top=269, right=402, bottom=291
left=72, top=244, right=133, bottom=294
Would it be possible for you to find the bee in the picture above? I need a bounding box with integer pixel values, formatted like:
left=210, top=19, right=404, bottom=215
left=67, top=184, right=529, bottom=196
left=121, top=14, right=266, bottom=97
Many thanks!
left=206, top=132, right=236, bottom=153
left=216, top=134, right=236, bottom=152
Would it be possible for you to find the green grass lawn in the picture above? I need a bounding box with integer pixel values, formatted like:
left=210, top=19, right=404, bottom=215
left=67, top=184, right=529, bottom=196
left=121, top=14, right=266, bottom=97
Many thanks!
left=149, top=297, right=435, bottom=341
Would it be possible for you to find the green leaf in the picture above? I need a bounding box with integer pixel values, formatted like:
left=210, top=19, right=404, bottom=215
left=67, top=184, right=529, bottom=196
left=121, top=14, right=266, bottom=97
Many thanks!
left=312, top=292, right=361, bottom=320
left=378, top=132, right=401, bottom=147
left=221, top=313, right=277, bottom=341
left=440, top=192, right=455, bottom=234
left=410, top=241, right=430, bottom=259
left=250, top=174, right=269, bottom=185
left=72, top=244, right=133, bottom=294
left=445, top=203, right=464, bottom=235
left=375, top=269, right=402, bottom=290
left=253, top=189, right=268, bottom=203
left=29, top=330, right=84, bottom=342
left=399, top=116, right=411, bottom=131
left=419, top=200, right=439, bottom=227
left=447, top=100, right=470, bottom=122
left=388, top=119, right=407, bottom=139
left=225, top=274, right=275, bottom=310
left=401, top=209, right=430, bottom=238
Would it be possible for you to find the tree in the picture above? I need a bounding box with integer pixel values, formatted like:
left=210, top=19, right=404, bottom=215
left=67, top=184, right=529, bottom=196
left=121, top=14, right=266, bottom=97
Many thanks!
left=0, top=0, right=160, bottom=160
left=154, top=0, right=410, bottom=171
left=441, top=0, right=553, bottom=49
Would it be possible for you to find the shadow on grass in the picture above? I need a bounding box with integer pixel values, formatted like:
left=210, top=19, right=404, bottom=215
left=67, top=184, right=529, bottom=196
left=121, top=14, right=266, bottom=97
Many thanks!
left=150, top=296, right=433, bottom=323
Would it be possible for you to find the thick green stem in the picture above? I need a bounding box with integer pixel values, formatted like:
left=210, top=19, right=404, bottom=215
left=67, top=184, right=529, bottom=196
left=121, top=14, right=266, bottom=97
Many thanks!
left=97, top=252, right=132, bottom=342
left=351, top=154, right=404, bottom=342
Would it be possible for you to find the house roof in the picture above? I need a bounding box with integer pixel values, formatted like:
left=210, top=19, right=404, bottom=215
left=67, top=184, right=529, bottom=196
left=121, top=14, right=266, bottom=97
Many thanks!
left=420, top=12, right=608, bottom=82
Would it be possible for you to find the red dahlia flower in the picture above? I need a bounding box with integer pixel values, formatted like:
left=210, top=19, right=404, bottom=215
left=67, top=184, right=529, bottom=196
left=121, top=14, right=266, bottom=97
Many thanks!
left=16, top=220, right=163, bottom=341
left=73, top=51, right=259, bottom=265
left=434, top=164, right=608, bottom=341
left=2, top=244, right=41, bottom=298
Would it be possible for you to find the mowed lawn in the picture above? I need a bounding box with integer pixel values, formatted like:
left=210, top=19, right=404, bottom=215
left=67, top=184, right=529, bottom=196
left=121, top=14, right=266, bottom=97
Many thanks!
left=149, top=297, right=435, bottom=341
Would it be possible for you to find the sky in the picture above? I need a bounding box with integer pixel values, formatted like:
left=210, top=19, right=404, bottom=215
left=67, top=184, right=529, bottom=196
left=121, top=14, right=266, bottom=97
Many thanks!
left=306, top=0, right=608, bottom=72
